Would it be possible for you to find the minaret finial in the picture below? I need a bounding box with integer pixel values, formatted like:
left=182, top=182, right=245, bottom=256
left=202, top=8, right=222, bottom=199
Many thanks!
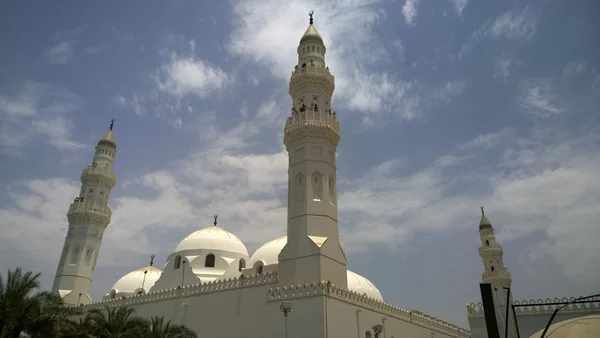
left=109, top=118, right=115, bottom=131
left=309, top=10, right=314, bottom=25
left=150, top=254, right=155, bottom=267
left=480, top=206, right=485, bottom=215
left=214, top=214, right=218, bottom=226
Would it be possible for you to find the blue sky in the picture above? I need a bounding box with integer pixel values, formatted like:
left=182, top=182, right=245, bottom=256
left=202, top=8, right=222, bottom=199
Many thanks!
left=1, top=0, right=599, bottom=328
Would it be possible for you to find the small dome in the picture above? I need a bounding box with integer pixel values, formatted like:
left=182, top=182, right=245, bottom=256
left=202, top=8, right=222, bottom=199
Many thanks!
left=248, top=236, right=287, bottom=266
left=110, top=266, right=162, bottom=295
left=530, top=315, right=600, bottom=338
left=176, top=226, right=249, bottom=256
left=98, top=130, right=116, bottom=147
left=300, top=24, right=323, bottom=44
left=347, top=270, right=384, bottom=301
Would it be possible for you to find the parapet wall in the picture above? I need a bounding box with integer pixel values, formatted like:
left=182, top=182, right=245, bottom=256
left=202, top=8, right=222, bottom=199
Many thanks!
left=466, top=296, right=600, bottom=316
left=268, top=282, right=471, bottom=338
left=82, top=271, right=279, bottom=310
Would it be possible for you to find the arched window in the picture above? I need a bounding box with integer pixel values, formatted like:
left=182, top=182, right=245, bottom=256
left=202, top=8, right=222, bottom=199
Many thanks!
left=205, top=254, right=215, bottom=267
left=312, top=171, right=323, bottom=201
left=70, top=246, right=80, bottom=264
left=174, top=255, right=182, bottom=269
left=491, top=266, right=495, bottom=272
left=295, top=173, right=305, bottom=203
left=257, top=265, right=263, bottom=275
left=328, top=175, right=336, bottom=205
left=239, top=258, right=246, bottom=272
left=109, top=289, right=117, bottom=299
left=84, top=248, right=93, bottom=266
left=365, top=331, right=372, bottom=338
left=485, top=240, right=489, bottom=245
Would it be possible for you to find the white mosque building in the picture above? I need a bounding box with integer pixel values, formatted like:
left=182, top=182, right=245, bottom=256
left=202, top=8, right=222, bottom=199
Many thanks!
left=50, top=13, right=471, bottom=338
left=50, top=12, right=599, bottom=338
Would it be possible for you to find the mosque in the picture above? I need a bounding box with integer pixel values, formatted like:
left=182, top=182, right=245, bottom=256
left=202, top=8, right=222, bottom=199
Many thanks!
left=49, top=12, right=599, bottom=338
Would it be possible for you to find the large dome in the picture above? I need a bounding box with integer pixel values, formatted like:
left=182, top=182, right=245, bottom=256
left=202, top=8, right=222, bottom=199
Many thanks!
left=249, top=236, right=383, bottom=301
left=108, top=266, right=162, bottom=296
left=176, top=226, right=249, bottom=256
left=347, top=270, right=383, bottom=301
left=530, top=315, right=600, bottom=338
left=248, top=236, right=287, bottom=266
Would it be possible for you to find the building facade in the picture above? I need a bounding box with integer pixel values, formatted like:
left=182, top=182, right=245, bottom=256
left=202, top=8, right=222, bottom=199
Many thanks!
left=53, top=13, right=471, bottom=338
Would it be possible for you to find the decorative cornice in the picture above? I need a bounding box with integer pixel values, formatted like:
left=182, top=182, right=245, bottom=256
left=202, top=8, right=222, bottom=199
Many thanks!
left=466, top=296, right=600, bottom=316
left=268, top=282, right=470, bottom=337
left=81, top=271, right=279, bottom=309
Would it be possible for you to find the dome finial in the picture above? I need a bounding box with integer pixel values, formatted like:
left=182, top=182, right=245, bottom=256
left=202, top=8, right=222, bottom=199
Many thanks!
left=309, top=10, right=314, bottom=25
left=480, top=206, right=484, bottom=215
left=149, top=254, right=155, bottom=267
left=214, top=214, right=219, bottom=226
left=110, top=118, right=115, bottom=131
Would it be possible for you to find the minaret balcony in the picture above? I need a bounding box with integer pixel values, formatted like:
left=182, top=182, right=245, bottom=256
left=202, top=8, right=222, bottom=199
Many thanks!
left=478, top=246, right=503, bottom=255
left=289, top=64, right=335, bottom=96
left=482, top=270, right=511, bottom=280
left=81, top=167, right=117, bottom=186
left=284, top=110, right=341, bottom=147
left=67, top=201, right=112, bottom=225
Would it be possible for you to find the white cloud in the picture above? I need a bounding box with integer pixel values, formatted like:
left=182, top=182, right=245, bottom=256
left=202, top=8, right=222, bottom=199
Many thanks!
left=44, top=41, right=76, bottom=64
left=155, top=53, right=232, bottom=99
left=402, top=0, right=419, bottom=26
left=113, top=93, right=145, bottom=116
left=450, top=0, right=468, bottom=15
left=457, top=128, right=514, bottom=151
left=0, top=81, right=86, bottom=155
left=518, top=78, right=566, bottom=117
left=476, top=6, right=538, bottom=41
left=227, top=0, right=422, bottom=124
left=562, top=61, right=586, bottom=76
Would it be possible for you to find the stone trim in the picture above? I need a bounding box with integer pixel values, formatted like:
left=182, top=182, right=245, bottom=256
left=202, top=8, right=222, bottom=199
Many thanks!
left=466, top=296, right=600, bottom=316
left=81, top=271, right=279, bottom=309
left=267, top=281, right=470, bottom=337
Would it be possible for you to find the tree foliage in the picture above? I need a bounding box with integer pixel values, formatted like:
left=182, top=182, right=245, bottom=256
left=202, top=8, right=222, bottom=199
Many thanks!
left=0, top=268, right=197, bottom=338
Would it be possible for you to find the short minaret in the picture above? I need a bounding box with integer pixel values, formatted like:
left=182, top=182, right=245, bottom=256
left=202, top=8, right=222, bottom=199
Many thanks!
left=478, top=207, right=511, bottom=288
left=278, top=11, right=347, bottom=288
left=52, top=120, right=118, bottom=305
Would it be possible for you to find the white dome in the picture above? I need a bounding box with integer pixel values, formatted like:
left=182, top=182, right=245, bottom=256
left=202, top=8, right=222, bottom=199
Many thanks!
left=176, top=226, right=249, bottom=256
left=109, top=266, right=162, bottom=295
left=347, top=270, right=383, bottom=301
left=248, top=236, right=287, bottom=266
left=249, top=236, right=383, bottom=301
left=530, top=315, right=600, bottom=338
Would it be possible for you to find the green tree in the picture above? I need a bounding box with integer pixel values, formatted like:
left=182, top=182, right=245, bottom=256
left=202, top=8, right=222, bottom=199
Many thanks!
left=0, top=268, right=82, bottom=338
left=82, top=306, right=146, bottom=338
left=134, top=316, right=197, bottom=338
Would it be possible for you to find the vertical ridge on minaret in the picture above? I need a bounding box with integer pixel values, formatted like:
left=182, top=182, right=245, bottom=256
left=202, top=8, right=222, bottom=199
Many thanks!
left=51, top=123, right=118, bottom=305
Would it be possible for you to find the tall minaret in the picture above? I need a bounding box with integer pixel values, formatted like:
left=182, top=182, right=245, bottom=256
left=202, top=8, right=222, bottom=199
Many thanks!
left=478, top=207, right=511, bottom=288
left=278, top=12, right=347, bottom=288
left=52, top=120, right=117, bottom=305
left=478, top=207, right=517, bottom=338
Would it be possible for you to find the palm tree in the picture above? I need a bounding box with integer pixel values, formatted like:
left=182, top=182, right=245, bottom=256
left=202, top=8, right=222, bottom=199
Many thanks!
left=134, top=316, right=197, bottom=338
left=0, top=268, right=82, bottom=338
left=82, top=306, right=146, bottom=338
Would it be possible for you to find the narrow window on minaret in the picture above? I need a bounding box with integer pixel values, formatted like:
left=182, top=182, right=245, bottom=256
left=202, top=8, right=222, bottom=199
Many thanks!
left=491, top=266, right=495, bottom=272
left=328, top=176, right=336, bottom=205
left=174, top=255, right=182, bottom=269
left=70, top=246, right=80, bottom=264
left=295, top=173, right=304, bottom=203
left=85, top=248, right=93, bottom=266
left=485, top=240, right=489, bottom=245
left=312, top=46, right=315, bottom=52
left=312, top=171, right=323, bottom=201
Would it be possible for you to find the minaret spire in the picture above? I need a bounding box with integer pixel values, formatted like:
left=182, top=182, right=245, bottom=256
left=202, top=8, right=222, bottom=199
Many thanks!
left=110, top=118, right=115, bottom=131
left=52, top=124, right=118, bottom=305
left=278, top=15, right=347, bottom=288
